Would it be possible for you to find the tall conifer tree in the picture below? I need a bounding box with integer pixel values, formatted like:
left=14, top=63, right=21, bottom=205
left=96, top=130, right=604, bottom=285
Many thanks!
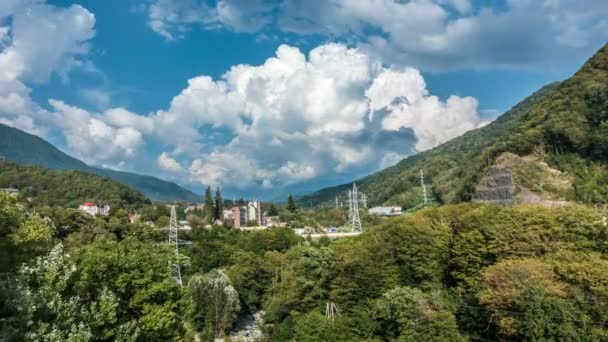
left=214, top=187, right=223, bottom=221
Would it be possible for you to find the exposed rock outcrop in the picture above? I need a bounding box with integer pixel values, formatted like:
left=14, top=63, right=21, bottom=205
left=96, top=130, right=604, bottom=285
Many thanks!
left=474, top=152, right=572, bottom=207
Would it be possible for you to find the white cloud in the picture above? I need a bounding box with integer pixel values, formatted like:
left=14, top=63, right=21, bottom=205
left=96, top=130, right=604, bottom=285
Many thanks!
left=366, top=68, right=481, bottom=150
left=281, top=0, right=608, bottom=69
left=158, top=152, right=185, bottom=173
left=0, top=1, right=486, bottom=193
left=48, top=100, right=145, bottom=166
left=147, top=0, right=272, bottom=40
left=1, top=1, right=95, bottom=83
left=145, top=0, right=608, bottom=69
left=142, top=43, right=481, bottom=190
left=29, top=42, right=478, bottom=189
left=0, top=0, right=96, bottom=135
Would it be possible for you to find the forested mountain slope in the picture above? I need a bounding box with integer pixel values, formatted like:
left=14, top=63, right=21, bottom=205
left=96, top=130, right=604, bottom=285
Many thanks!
left=304, top=43, right=608, bottom=208
left=0, top=160, right=150, bottom=208
left=0, top=124, right=199, bottom=202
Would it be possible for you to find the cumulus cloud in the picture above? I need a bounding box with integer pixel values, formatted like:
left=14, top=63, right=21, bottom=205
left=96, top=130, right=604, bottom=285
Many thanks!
left=145, top=0, right=608, bottom=69
left=140, top=43, right=481, bottom=190
left=158, top=152, right=185, bottom=173
left=0, top=0, right=485, bottom=194
left=0, top=0, right=95, bottom=136
left=49, top=100, right=144, bottom=166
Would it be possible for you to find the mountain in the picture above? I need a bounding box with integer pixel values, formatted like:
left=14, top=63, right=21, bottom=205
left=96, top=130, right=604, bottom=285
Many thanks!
left=0, top=124, right=200, bottom=203
left=303, top=43, right=608, bottom=208
left=0, top=160, right=150, bottom=208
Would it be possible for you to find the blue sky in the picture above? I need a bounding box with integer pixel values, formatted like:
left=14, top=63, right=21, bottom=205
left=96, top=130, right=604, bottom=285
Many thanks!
left=1, top=0, right=607, bottom=199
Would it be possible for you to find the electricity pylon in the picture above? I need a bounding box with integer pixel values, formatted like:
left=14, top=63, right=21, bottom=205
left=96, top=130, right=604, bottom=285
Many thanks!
left=348, top=183, right=362, bottom=232
left=167, top=206, right=191, bottom=286
left=326, top=301, right=340, bottom=324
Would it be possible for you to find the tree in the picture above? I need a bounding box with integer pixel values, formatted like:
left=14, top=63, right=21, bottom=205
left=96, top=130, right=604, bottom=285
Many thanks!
left=293, top=311, right=353, bottom=342
left=479, top=258, right=573, bottom=339
left=214, top=187, right=223, bottom=221
left=188, top=269, right=241, bottom=339
left=204, top=186, right=215, bottom=220
left=372, top=286, right=465, bottom=341
left=9, top=244, right=139, bottom=341
left=73, top=238, right=183, bottom=341
left=267, top=203, right=279, bottom=216
left=287, top=194, right=297, bottom=213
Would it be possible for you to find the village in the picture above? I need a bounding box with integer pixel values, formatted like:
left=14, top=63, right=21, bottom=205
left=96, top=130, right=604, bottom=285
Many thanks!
left=60, top=182, right=410, bottom=240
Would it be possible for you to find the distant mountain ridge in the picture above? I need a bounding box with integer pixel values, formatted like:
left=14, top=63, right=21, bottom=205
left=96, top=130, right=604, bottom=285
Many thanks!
left=0, top=160, right=150, bottom=208
left=303, top=43, right=608, bottom=208
left=0, top=124, right=200, bottom=203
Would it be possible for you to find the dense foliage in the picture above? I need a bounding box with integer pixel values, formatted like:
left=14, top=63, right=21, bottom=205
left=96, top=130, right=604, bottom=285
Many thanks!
left=0, top=160, right=150, bottom=208
left=303, top=43, right=608, bottom=209
left=3, top=183, right=608, bottom=341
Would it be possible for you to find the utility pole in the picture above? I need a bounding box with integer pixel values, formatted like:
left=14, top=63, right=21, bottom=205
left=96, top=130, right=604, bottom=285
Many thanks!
left=420, top=170, right=428, bottom=206
left=167, top=206, right=191, bottom=287
left=348, top=183, right=362, bottom=232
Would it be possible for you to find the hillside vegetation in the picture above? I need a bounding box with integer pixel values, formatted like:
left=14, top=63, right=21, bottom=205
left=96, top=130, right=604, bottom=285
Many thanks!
left=4, top=191, right=608, bottom=341
left=304, top=43, right=608, bottom=208
left=0, top=124, right=200, bottom=202
left=0, top=160, right=150, bottom=208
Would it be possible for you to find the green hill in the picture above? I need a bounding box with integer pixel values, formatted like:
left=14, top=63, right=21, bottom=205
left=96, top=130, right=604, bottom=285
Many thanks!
left=0, top=124, right=200, bottom=202
left=303, top=43, right=608, bottom=208
left=0, top=160, right=150, bottom=208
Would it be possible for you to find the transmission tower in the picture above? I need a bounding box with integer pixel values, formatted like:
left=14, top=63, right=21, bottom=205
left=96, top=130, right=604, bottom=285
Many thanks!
left=420, top=169, right=428, bottom=206
left=348, top=183, right=362, bottom=232
left=167, top=206, right=191, bottom=286
left=325, top=301, right=340, bottom=324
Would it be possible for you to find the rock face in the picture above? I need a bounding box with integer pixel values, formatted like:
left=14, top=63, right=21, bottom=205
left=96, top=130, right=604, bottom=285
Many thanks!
left=474, top=152, right=572, bottom=207
left=474, top=165, right=516, bottom=205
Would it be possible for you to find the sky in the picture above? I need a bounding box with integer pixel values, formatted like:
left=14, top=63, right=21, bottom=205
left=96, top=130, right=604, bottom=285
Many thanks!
left=0, top=0, right=607, bottom=199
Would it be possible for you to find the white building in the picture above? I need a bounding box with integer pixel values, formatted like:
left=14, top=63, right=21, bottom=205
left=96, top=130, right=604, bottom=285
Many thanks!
left=368, top=206, right=403, bottom=216
left=222, top=209, right=234, bottom=221
left=79, top=202, right=110, bottom=216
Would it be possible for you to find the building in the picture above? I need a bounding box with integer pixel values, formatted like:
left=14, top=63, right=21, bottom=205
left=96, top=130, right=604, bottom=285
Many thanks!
left=79, top=202, right=110, bottom=216
left=368, top=206, right=403, bottom=216
left=232, top=200, right=263, bottom=227
left=128, top=213, right=141, bottom=223
left=265, top=215, right=282, bottom=227
left=185, top=203, right=205, bottom=213
left=222, top=209, right=234, bottom=221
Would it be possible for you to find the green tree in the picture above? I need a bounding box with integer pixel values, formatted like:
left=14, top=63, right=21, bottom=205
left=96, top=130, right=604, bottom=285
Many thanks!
left=188, top=269, right=241, bottom=339
left=293, top=310, right=353, bottom=342
left=287, top=194, right=297, bottom=213
left=479, top=258, right=585, bottom=340
left=204, top=186, right=215, bottom=220
left=267, top=203, right=279, bottom=216
left=9, top=244, right=139, bottom=341
left=73, top=238, right=183, bottom=341
left=214, top=187, right=223, bottom=221
left=372, top=287, right=465, bottom=342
